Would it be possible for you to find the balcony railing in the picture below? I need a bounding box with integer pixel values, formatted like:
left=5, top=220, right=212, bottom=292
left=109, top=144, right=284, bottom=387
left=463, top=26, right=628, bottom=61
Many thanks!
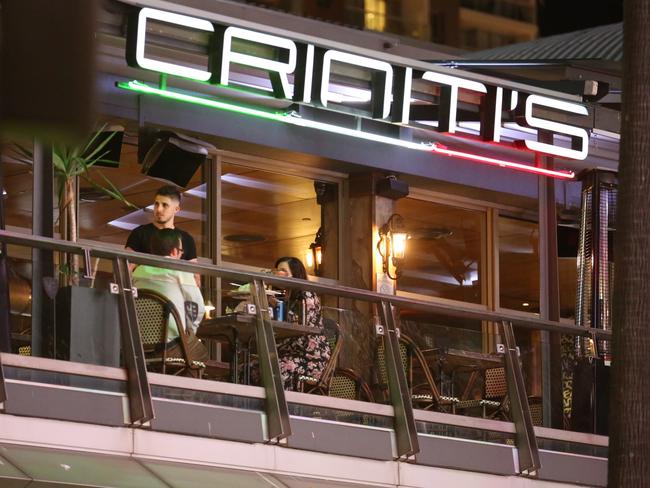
left=0, top=229, right=610, bottom=483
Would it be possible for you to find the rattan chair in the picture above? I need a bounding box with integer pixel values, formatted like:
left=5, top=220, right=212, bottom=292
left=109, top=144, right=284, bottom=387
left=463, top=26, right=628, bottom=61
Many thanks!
left=134, top=289, right=205, bottom=378
left=328, top=368, right=374, bottom=402
left=455, top=366, right=509, bottom=419
left=375, top=334, right=458, bottom=412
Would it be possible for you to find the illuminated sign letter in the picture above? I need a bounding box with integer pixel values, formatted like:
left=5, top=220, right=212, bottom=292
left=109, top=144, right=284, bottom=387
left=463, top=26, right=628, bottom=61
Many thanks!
left=391, top=67, right=413, bottom=124
left=421, top=72, right=487, bottom=133
left=213, top=26, right=297, bottom=99
left=481, top=88, right=518, bottom=142
left=320, top=50, right=393, bottom=119
left=522, top=95, right=589, bottom=160
left=126, top=8, right=214, bottom=81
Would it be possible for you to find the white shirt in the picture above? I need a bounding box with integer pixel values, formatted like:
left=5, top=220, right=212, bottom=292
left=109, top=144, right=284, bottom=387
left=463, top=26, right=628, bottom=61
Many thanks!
left=132, top=263, right=205, bottom=341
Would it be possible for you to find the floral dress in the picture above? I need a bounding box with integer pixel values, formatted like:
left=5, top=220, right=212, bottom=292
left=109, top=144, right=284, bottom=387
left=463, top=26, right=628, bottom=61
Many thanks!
left=276, top=290, right=331, bottom=389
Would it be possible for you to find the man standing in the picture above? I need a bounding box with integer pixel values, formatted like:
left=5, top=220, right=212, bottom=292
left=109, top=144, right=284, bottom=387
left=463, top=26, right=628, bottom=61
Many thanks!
left=126, top=185, right=197, bottom=262
left=132, top=228, right=208, bottom=363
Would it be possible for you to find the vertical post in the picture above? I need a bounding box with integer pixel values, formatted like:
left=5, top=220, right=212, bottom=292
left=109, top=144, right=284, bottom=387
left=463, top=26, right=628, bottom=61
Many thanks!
left=250, top=279, right=291, bottom=441
left=31, top=140, right=55, bottom=357
left=501, top=320, right=540, bottom=474
left=0, top=162, right=9, bottom=401
left=0, top=161, right=11, bottom=353
left=112, top=257, right=154, bottom=425
left=379, top=300, right=419, bottom=458
left=537, top=144, right=562, bottom=428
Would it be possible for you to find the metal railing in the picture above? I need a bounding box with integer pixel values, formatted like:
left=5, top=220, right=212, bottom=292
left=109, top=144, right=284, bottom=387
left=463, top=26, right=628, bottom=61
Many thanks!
left=0, top=229, right=611, bottom=473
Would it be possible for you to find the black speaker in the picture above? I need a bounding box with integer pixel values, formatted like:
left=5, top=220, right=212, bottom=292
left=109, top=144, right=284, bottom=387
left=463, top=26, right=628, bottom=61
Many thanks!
left=0, top=0, right=97, bottom=138
left=557, top=226, right=579, bottom=258
left=140, top=131, right=214, bottom=188
left=84, top=125, right=124, bottom=168
left=376, top=175, right=409, bottom=200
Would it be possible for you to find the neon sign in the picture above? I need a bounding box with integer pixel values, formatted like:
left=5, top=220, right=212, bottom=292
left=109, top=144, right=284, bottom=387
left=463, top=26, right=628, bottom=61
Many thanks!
left=124, top=7, right=590, bottom=174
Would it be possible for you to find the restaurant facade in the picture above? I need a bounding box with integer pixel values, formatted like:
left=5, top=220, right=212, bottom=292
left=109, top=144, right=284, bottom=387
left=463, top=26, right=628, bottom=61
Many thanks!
left=0, top=1, right=618, bottom=486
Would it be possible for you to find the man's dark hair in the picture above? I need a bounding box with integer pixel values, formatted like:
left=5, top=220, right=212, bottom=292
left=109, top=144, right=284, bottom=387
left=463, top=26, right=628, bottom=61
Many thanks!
left=150, top=228, right=182, bottom=257
left=155, top=184, right=182, bottom=203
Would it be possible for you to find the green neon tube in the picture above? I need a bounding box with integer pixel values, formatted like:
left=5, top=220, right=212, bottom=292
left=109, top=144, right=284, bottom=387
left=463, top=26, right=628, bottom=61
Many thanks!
left=117, top=80, right=574, bottom=179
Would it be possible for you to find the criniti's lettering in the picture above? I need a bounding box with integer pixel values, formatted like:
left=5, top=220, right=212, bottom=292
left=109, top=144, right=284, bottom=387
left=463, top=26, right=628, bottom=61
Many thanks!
left=125, top=6, right=591, bottom=161
left=318, top=50, right=393, bottom=119
left=126, top=8, right=214, bottom=81
left=520, top=95, right=589, bottom=160
left=421, top=72, right=487, bottom=134
left=213, top=26, right=297, bottom=99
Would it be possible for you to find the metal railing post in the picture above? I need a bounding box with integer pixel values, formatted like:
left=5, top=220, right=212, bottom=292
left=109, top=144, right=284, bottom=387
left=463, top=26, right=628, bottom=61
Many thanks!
left=380, top=300, right=419, bottom=458
left=502, top=320, right=540, bottom=474
left=250, top=280, right=291, bottom=441
left=112, top=257, right=154, bottom=425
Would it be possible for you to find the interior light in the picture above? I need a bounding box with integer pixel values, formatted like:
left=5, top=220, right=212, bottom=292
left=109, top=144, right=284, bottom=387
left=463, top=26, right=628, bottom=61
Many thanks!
left=204, top=301, right=215, bottom=319
left=117, top=81, right=576, bottom=179
left=305, top=250, right=314, bottom=268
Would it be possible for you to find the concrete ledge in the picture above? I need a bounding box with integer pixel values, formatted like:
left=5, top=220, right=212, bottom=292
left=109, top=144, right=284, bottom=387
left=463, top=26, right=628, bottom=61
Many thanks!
left=287, top=416, right=395, bottom=460
left=416, top=433, right=517, bottom=475
left=151, top=398, right=266, bottom=443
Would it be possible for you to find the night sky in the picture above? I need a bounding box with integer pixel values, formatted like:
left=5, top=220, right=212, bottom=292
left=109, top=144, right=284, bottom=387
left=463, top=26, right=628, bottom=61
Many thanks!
left=538, top=0, right=623, bottom=36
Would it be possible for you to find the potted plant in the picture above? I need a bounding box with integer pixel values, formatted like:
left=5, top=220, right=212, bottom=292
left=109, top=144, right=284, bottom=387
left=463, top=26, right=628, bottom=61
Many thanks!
left=15, top=125, right=136, bottom=365
left=17, top=124, right=134, bottom=283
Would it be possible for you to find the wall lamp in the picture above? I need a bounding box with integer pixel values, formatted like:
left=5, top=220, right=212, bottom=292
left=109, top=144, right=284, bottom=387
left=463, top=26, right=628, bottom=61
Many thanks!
left=305, top=227, right=323, bottom=275
left=377, top=214, right=409, bottom=280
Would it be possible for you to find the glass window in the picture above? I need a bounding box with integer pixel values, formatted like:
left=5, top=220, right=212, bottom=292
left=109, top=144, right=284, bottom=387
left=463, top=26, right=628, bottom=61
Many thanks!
left=395, top=197, right=485, bottom=304
left=364, top=0, right=387, bottom=31
left=220, top=162, right=338, bottom=279
left=498, top=216, right=539, bottom=312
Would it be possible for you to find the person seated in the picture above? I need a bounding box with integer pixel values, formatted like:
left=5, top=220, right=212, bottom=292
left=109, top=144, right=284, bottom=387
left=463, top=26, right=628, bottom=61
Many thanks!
left=272, top=256, right=331, bottom=390
left=132, top=228, right=209, bottom=364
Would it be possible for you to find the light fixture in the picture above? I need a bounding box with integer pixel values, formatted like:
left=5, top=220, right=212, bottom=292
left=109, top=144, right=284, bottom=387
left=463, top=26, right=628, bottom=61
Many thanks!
left=305, top=227, right=323, bottom=275
left=117, top=80, right=577, bottom=179
left=377, top=214, right=409, bottom=280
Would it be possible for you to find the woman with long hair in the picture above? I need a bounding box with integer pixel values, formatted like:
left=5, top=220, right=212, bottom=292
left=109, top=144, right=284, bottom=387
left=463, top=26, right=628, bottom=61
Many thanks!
left=273, top=256, right=331, bottom=389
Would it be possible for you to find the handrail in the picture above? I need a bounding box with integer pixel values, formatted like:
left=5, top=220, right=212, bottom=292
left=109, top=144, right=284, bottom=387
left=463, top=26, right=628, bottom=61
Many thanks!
left=0, top=230, right=611, bottom=339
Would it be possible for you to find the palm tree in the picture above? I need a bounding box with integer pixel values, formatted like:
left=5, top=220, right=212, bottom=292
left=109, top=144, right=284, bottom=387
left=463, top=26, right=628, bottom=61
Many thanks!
left=608, top=1, right=650, bottom=485
left=16, top=125, right=134, bottom=284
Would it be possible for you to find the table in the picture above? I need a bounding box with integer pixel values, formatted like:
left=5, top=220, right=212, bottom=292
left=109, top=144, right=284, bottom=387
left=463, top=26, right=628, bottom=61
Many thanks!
left=198, top=314, right=324, bottom=383
left=436, top=348, right=504, bottom=401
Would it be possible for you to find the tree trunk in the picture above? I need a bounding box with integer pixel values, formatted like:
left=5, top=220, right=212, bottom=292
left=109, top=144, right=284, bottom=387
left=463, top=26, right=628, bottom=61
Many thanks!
left=59, top=177, right=79, bottom=285
left=608, top=1, right=650, bottom=486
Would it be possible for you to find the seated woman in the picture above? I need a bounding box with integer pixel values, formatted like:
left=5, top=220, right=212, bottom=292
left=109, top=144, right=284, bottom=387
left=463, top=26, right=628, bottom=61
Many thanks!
left=273, top=257, right=331, bottom=390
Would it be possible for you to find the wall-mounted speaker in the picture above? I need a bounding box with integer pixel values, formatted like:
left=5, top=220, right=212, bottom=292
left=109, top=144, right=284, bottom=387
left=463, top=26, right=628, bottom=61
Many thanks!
left=376, top=175, right=409, bottom=200
left=139, top=129, right=214, bottom=188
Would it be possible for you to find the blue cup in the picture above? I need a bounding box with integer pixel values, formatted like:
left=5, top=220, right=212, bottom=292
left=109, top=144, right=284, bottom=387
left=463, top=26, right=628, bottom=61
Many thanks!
left=275, top=300, right=285, bottom=321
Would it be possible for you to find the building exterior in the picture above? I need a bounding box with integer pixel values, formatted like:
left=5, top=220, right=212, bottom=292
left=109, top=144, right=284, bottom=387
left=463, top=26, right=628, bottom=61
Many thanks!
left=242, top=0, right=538, bottom=50
left=0, top=1, right=618, bottom=486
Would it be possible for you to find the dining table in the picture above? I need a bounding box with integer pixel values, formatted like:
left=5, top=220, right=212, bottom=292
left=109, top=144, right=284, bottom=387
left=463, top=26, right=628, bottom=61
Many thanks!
left=198, top=313, right=324, bottom=384
left=435, top=348, right=504, bottom=401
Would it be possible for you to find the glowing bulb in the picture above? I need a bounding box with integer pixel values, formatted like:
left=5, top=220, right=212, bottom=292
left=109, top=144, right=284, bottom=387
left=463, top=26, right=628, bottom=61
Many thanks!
left=305, top=250, right=314, bottom=268
left=391, top=231, right=408, bottom=260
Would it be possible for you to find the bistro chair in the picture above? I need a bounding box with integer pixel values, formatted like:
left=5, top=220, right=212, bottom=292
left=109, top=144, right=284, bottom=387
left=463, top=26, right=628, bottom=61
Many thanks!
left=455, top=366, right=509, bottom=419
left=328, top=368, right=374, bottom=402
left=375, top=334, right=458, bottom=412
left=134, top=289, right=206, bottom=378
